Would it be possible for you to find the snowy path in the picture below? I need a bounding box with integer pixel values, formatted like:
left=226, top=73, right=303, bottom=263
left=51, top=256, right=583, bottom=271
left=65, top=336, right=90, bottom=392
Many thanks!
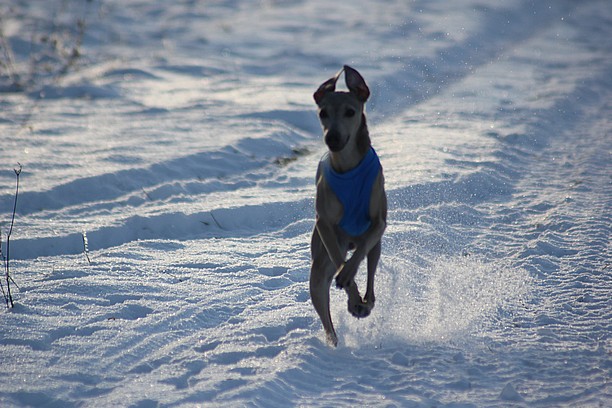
left=1, top=0, right=610, bottom=407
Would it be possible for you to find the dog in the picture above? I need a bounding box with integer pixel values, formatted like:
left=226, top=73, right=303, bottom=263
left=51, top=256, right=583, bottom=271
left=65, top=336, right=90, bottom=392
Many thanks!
left=310, top=65, right=387, bottom=347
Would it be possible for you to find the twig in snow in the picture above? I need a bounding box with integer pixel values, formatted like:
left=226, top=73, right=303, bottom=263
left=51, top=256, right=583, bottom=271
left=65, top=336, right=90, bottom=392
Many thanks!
left=1, top=164, right=22, bottom=308
left=141, top=187, right=153, bottom=201
left=209, top=211, right=224, bottom=230
left=82, top=231, right=91, bottom=264
left=0, top=230, right=6, bottom=306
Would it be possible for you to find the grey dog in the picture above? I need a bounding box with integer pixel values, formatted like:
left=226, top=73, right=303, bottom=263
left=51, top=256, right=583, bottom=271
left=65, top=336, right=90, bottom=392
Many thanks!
left=310, top=65, right=387, bottom=346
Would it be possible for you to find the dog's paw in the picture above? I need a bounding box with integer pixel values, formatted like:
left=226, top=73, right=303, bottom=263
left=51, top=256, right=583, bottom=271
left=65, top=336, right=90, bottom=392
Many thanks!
left=326, top=331, right=338, bottom=347
left=348, top=299, right=373, bottom=319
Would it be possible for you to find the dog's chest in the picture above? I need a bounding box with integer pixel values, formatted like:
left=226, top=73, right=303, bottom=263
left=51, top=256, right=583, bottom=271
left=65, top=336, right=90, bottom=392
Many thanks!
left=322, top=148, right=380, bottom=236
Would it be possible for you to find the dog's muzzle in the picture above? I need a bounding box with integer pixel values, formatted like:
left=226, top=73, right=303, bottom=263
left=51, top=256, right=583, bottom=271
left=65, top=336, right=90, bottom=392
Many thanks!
left=325, top=129, right=346, bottom=152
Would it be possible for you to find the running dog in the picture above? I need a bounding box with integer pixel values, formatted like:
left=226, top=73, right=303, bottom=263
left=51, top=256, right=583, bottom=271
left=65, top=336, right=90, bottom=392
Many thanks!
left=310, top=65, right=387, bottom=346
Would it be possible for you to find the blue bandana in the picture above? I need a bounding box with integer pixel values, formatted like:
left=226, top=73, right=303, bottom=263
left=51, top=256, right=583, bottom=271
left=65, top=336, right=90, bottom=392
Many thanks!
left=322, top=147, right=381, bottom=237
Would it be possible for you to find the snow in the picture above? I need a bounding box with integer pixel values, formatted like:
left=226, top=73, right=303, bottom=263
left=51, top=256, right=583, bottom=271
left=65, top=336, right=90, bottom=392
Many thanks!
left=1, top=0, right=610, bottom=406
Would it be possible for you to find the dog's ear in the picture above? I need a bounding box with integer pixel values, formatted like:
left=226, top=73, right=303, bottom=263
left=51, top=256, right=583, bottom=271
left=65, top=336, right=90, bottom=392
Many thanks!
left=314, top=68, right=344, bottom=105
left=344, top=65, right=370, bottom=102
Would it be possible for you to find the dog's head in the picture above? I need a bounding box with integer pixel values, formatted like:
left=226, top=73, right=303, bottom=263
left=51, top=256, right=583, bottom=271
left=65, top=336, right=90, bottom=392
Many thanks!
left=313, top=65, right=370, bottom=153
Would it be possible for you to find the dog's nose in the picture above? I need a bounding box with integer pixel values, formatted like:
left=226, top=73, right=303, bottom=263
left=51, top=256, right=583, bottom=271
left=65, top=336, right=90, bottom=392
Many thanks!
left=325, top=129, right=344, bottom=152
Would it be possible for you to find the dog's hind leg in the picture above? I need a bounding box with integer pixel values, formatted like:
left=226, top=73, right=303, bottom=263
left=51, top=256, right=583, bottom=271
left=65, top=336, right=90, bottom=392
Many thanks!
left=310, top=232, right=339, bottom=346
left=310, top=265, right=337, bottom=346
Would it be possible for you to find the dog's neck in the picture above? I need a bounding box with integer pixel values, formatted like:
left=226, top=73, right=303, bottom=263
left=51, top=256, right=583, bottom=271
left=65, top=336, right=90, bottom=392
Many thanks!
left=329, top=115, right=371, bottom=173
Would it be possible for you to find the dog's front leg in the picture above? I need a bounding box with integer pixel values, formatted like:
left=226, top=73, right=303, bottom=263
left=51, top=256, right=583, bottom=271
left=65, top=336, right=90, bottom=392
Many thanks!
left=315, top=217, right=346, bottom=272
left=364, top=239, right=381, bottom=305
left=337, top=226, right=384, bottom=319
left=314, top=173, right=346, bottom=273
left=335, top=219, right=385, bottom=289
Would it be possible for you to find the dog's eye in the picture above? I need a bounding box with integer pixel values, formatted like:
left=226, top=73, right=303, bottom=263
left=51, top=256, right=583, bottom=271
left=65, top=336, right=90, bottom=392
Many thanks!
left=319, top=109, right=328, bottom=119
left=345, top=108, right=356, bottom=118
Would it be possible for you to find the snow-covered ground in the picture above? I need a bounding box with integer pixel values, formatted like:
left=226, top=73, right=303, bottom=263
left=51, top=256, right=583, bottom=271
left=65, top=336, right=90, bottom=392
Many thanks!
left=1, top=0, right=610, bottom=406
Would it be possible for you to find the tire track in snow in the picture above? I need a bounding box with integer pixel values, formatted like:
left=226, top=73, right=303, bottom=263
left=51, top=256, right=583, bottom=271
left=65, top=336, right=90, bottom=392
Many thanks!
left=367, top=0, right=578, bottom=117
left=8, top=197, right=313, bottom=259
left=0, top=128, right=306, bottom=215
